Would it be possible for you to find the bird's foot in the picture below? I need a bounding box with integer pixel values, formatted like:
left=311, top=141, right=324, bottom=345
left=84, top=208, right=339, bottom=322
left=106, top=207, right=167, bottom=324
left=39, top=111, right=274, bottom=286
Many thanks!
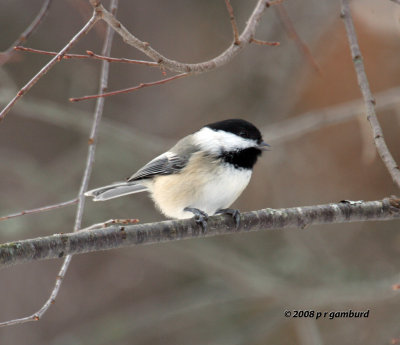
left=216, top=208, right=241, bottom=228
left=184, top=207, right=209, bottom=233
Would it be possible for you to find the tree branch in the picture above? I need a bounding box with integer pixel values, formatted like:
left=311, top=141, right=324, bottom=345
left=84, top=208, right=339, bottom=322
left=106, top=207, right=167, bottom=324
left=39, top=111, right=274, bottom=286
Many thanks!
left=341, top=0, right=400, bottom=189
left=92, top=0, right=271, bottom=74
left=250, top=38, right=280, bottom=46
left=262, top=86, right=400, bottom=145
left=14, top=46, right=160, bottom=68
left=0, top=0, right=52, bottom=66
left=69, top=72, right=188, bottom=102
left=275, top=3, right=321, bottom=73
left=224, top=0, right=240, bottom=45
left=1, top=198, right=399, bottom=269
left=0, top=10, right=99, bottom=123
left=0, top=198, right=78, bottom=221
left=0, top=1, right=117, bottom=328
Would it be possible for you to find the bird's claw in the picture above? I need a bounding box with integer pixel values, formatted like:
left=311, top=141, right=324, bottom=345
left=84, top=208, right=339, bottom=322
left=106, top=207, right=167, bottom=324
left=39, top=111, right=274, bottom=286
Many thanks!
left=184, top=207, right=209, bottom=233
left=216, top=208, right=241, bottom=228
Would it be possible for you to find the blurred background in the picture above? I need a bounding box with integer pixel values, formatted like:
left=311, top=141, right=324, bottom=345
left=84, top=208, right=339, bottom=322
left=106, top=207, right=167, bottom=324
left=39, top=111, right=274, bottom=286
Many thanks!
left=1, top=0, right=400, bottom=344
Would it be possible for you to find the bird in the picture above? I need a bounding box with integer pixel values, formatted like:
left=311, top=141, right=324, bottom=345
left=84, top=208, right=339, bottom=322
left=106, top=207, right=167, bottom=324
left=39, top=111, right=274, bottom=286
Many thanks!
left=85, top=118, right=269, bottom=231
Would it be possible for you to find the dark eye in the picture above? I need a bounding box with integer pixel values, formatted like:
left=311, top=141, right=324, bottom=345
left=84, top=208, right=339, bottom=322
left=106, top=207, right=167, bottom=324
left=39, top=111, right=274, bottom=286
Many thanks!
left=238, top=131, right=248, bottom=138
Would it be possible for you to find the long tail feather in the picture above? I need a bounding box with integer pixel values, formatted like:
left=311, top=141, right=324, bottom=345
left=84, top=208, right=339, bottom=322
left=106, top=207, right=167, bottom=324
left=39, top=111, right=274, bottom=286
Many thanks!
left=85, top=182, right=148, bottom=201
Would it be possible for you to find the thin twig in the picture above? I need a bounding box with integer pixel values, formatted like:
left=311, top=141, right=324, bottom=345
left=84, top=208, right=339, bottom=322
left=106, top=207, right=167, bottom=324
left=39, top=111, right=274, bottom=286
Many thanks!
left=0, top=11, right=100, bottom=123
left=390, top=0, right=400, bottom=5
left=0, top=198, right=78, bottom=222
left=0, top=91, right=170, bottom=151
left=2, top=1, right=273, bottom=120
left=69, top=72, right=189, bottom=102
left=0, top=1, right=117, bottom=328
left=224, top=0, right=240, bottom=45
left=4, top=84, right=400, bottom=150
left=341, top=0, right=400, bottom=189
left=14, top=46, right=160, bottom=67
left=0, top=0, right=52, bottom=66
left=85, top=50, right=159, bottom=67
left=276, top=3, right=321, bottom=74
left=250, top=38, right=280, bottom=46
left=262, top=86, right=400, bottom=144
left=266, top=0, right=284, bottom=6
left=0, top=198, right=399, bottom=269
left=92, top=0, right=271, bottom=74
left=85, top=218, right=139, bottom=231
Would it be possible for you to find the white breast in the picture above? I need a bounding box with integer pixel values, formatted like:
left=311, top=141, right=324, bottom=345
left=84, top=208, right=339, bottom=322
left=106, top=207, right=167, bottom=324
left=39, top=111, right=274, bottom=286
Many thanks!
left=197, top=164, right=251, bottom=215
left=147, top=153, right=252, bottom=219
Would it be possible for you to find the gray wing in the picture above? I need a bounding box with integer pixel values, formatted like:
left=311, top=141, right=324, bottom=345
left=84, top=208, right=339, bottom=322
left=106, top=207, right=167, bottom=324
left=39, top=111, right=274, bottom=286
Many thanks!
left=127, top=151, right=187, bottom=182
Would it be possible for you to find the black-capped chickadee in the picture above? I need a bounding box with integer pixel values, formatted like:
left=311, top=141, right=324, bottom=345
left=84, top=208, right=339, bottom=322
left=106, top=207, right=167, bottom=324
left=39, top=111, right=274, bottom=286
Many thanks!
left=85, top=119, right=269, bottom=230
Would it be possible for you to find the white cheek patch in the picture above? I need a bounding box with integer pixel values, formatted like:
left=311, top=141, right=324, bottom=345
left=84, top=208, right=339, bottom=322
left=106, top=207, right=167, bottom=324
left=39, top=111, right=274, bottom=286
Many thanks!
left=193, top=127, right=256, bottom=154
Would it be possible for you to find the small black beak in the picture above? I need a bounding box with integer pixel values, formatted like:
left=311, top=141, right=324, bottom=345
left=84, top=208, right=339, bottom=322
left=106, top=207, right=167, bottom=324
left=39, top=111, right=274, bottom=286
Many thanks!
left=258, top=141, right=271, bottom=151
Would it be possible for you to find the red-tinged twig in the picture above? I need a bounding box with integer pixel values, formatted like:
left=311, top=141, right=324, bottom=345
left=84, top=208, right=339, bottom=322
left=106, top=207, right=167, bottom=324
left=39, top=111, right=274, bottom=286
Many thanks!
left=275, top=3, right=321, bottom=74
left=266, top=0, right=284, bottom=6
left=224, top=0, right=240, bottom=45
left=85, top=50, right=159, bottom=67
left=0, top=198, right=78, bottom=222
left=68, top=0, right=105, bottom=38
left=14, top=46, right=160, bottom=67
left=341, top=0, right=400, bottom=190
left=69, top=72, right=189, bottom=102
left=250, top=38, right=280, bottom=46
left=14, top=45, right=86, bottom=58
left=92, top=0, right=272, bottom=74
left=0, top=11, right=100, bottom=124
left=0, top=0, right=118, bottom=328
left=0, top=0, right=52, bottom=66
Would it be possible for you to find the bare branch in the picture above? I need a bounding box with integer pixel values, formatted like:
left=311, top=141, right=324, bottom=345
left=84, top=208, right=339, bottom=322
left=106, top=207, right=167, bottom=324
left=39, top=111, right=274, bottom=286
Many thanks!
left=3, top=1, right=274, bottom=108
left=14, top=46, right=160, bottom=67
left=276, top=3, right=321, bottom=73
left=0, top=10, right=100, bottom=123
left=85, top=50, right=159, bottom=67
left=390, top=0, right=400, bottom=5
left=224, top=0, right=240, bottom=45
left=250, top=38, right=280, bottom=46
left=0, top=198, right=399, bottom=271
left=93, top=0, right=271, bottom=74
left=341, top=0, right=400, bottom=190
left=0, top=198, right=78, bottom=222
left=266, top=0, right=285, bottom=6
left=69, top=72, right=189, bottom=102
left=74, top=1, right=117, bottom=232
left=0, top=0, right=52, bottom=66
left=262, top=86, right=400, bottom=144
left=0, top=92, right=170, bottom=151
left=0, top=1, right=118, bottom=328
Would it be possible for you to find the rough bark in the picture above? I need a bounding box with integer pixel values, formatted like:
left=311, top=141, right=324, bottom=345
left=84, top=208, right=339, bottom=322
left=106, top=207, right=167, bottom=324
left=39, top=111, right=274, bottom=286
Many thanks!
left=1, top=198, right=399, bottom=268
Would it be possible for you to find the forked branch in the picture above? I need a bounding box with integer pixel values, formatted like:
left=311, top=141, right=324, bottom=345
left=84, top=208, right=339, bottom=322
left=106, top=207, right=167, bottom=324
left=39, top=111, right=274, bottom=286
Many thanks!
left=0, top=11, right=100, bottom=122
left=0, top=1, right=117, bottom=328
left=91, top=0, right=273, bottom=74
left=14, top=46, right=160, bottom=67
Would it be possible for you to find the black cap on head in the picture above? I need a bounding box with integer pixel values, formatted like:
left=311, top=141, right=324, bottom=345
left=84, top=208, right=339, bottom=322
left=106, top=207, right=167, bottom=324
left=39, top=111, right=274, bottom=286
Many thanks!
left=205, top=119, right=263, bottom=143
